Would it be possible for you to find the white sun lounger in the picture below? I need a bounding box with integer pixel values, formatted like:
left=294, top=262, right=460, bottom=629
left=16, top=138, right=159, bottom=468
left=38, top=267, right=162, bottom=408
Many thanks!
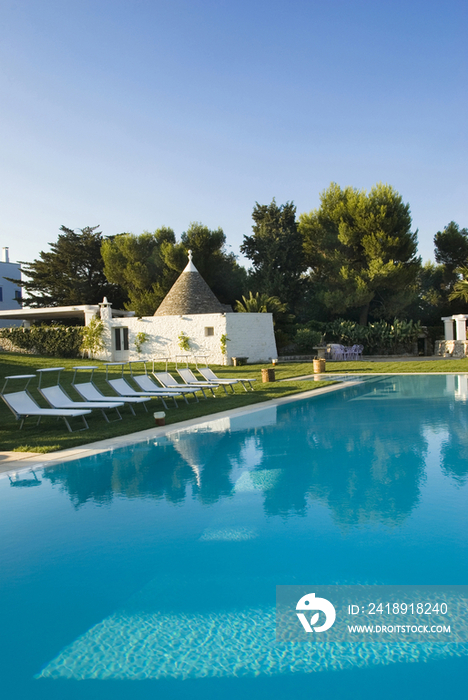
left=1, top=375, right=91, bottom=432
left=133, top=374, right=194, bottom=405
left=152, top=372, right=202, bottom=400
left=72, top=380, right=150, bottom=415
left=72, top=366, right=151, bottom=416
left=198, top=366, right=256, bottom=392
left=177, top=368, right=218, bottom=397
left=106, top=377, right=177, bottom=409
left=38, top=384, right=124, bottom=423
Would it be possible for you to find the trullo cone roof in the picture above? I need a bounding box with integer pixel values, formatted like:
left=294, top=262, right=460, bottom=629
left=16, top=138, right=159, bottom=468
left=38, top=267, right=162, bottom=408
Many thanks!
left=153, top=250, right=225, bottom=316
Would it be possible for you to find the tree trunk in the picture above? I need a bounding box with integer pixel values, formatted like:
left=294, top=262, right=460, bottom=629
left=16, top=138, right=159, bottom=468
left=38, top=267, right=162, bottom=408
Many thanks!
left=359, top=303, right=370, bottom=326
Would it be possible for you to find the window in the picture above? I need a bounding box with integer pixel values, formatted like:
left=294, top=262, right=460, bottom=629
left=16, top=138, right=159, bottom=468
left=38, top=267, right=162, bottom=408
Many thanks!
left=14, top=290, right=21, bottom=301
left=114, top=327, right=129, bottom=352
left=204, top=327, right=214, bottom=336
left=0, top=287, right=2, bottom=302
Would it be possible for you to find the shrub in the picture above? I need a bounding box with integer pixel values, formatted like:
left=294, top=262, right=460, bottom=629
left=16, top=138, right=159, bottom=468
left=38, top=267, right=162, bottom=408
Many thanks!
left=135, top=331, right=149, bottom=354
left=326, top=318, right=421, bottom=354
left=293, top=327, right=322, bottom=353
left=178, top=332, right=190, bottom=352
left=0, top=325, right=84, bottom=357
left=220, top=334, right=229, bottom=356
left=80, top=317, right=105, bottom=358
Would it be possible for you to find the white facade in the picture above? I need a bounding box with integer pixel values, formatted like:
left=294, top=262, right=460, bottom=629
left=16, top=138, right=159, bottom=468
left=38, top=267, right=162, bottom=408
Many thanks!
left=0, top=248, right=22, bottom=328
left=96, top=310, right=277, bottom=365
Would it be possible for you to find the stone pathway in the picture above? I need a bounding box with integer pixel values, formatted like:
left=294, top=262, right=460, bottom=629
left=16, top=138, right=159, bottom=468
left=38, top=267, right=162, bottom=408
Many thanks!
left=0, top=451, right=39, bottom=474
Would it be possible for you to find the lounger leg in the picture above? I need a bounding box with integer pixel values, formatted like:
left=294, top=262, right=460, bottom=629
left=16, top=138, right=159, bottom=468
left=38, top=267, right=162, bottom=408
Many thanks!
left=221, top=385, right=229, bottom=395
left=62, top=415, right=89, bottom=432
left=171, top=396, right=178, bottom=408
left=101, top=407, right=122, bottom=423
left=240, top=381, right=249, bottom=392
left=127, top=403, right=136, bottom=416
left=160, top=397, right=169, bottom=410
left=210, top=387, right=216, bottom=397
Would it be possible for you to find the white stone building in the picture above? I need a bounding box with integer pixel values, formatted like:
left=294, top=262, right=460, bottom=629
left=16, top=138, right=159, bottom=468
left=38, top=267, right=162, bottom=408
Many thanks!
left=0, top=252, right=278, bottom=365
left=98, top=252, right=277, bottom=364
left=0, top=247, right=22, bottom=327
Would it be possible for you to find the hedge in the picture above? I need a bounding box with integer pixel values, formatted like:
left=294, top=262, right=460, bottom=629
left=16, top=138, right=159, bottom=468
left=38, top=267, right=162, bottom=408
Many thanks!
left=0, top=326, right=84, bottom=358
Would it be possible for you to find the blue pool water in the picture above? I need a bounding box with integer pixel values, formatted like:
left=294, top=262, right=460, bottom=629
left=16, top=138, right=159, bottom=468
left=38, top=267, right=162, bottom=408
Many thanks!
left=0, top=374, right=467, bottom=699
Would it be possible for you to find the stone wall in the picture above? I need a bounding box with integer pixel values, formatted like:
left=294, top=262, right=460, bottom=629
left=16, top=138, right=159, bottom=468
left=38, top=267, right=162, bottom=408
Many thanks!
left=225, top=313, right=277, bottom=364
left=95, top=312, right=277, bottom=365
left=434, top=340, right=468, bottom=358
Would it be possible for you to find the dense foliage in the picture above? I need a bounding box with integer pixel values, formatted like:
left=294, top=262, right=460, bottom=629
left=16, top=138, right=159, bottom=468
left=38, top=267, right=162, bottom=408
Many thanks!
left=14, top=226, right=125, bottom=307
left=102, top=223, right=247, bottom=316
left=326, top=318, right=422, bottom=355
left=0, top=326, right=84, bottom=357
left=241, top=199, right=306, bottom=309
left=9, top=185, right=467, bottom=356
left=299, top=183, right=421, bottom=325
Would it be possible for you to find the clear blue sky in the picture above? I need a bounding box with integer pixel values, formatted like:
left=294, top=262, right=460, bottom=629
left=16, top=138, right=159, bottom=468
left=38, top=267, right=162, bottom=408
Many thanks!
left=0, top=0, right=466, bottom=269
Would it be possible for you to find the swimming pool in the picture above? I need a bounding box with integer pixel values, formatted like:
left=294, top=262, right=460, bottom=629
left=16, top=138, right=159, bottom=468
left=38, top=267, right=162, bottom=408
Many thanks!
left=0, top=374, right=467, bottom=699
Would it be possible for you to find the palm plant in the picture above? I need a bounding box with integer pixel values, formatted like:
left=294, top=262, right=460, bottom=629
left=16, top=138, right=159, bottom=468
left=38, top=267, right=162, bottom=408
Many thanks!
left=235, top=292, right=287, bottom=317
left=449, top=268, right=468, bottom=303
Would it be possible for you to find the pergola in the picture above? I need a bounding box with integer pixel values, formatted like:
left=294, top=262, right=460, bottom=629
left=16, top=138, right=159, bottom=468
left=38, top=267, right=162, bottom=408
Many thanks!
left=441, top=314, right=468, bottom=341
left=0, top=302, right=134, bottom=327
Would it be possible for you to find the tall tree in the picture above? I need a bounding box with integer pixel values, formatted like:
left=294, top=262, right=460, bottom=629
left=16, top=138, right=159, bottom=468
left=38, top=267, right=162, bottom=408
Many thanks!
left=434, top=221, right=468, bottom=272
left=17, top=226, right=125, bottom=307
left=299, top=183, right=421, bottom=325
left=180, top=222, right=247, bottom=306
left=101, top=228, right=177, bottom=316
left=102, top=223, right=248, bottom=315
left=240, top=199, right=306, bottom=310
left=432, top=221, right=468, bottom=309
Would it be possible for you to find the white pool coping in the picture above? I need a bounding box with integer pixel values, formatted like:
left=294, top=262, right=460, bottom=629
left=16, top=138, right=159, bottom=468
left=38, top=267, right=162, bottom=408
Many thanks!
left=0, top=379, right=361, bottom=478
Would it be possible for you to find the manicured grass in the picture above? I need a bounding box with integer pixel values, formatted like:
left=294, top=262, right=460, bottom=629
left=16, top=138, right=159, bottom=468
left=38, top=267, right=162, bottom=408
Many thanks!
left=0, top=353, right=334, bottom=453
left=278, top=358, right=468, bottom=376
left=1, top=352, right=467, bottom=454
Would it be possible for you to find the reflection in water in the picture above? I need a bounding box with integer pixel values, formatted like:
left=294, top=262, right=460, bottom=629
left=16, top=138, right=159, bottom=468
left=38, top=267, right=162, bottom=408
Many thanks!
left=3, top=375, right=468, bottom=697
left=8, top=470, right=41, bottom=488
left=42, top=375, right=468, bottom=528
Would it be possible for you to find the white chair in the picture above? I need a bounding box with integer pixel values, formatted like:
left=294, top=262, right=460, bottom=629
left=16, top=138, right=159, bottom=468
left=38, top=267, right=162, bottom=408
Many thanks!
left=153, top=371, right=208, bottom=400
left=1, top=375, right=91, bottom=432
left=37, top=369, right=124, bottom=423
left=177, top=368, right=218, bottom=397
left=106, top=377, right=177, bottom=409
left=197, top=366, right=256, bottom=392
left=133, top=373, right=194, bottom=405
left=72, top=365, right=151, bottom=416
left=329, top=344, right=346, bottom=361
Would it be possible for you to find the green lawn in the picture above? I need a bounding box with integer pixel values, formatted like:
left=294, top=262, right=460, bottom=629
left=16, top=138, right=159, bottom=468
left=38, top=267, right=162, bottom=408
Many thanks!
left=1, top=352, right=467, bottom=454
left=0, top=353, right=334, bottom=453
